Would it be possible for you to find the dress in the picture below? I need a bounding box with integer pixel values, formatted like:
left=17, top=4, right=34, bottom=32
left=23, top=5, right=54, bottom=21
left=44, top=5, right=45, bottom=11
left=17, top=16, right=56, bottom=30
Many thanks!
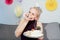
left=21, top=20, right=38, bottom=40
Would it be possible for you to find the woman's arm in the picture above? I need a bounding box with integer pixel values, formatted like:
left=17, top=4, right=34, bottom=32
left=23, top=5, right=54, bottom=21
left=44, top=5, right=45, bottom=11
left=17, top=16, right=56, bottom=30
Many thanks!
left=37, top=22, right=44, bottom=40
left=15, top=18, right=28, bottom=38
left=37, top=22, right=43, bottom=33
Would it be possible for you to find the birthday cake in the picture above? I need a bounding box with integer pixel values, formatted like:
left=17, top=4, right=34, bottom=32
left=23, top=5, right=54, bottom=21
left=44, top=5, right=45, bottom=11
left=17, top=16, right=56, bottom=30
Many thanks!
left=23, top=30, right=43, bottom=38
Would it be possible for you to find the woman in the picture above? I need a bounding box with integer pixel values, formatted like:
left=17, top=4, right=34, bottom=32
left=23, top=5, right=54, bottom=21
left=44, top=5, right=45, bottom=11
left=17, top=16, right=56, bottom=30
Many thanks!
left=15, top=7, right=44, bottom=40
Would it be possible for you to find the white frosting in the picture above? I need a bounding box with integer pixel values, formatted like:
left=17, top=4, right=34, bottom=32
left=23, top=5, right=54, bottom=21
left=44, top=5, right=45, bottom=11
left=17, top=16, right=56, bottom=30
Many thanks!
left=24, top=30, right=43, bottom=38
left=30, top=30, right=42, bottom=37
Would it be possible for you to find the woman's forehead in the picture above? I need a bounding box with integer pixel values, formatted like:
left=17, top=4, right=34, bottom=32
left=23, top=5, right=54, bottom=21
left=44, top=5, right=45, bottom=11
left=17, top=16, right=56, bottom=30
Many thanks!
left=29, top=8, right=38, bottom=13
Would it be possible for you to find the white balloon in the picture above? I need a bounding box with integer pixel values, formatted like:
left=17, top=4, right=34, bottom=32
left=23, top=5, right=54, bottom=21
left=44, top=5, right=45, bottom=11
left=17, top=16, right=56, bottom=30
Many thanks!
left=35, top=3, right=40, bottom=7
left=14, top=6, right=22, bottom=18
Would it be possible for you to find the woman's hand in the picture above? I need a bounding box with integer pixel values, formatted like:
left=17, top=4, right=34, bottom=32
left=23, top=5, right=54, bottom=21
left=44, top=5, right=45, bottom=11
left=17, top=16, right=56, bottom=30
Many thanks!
left=24, top=13, right=34, bottom=21
left=38, top=36, right=44, bottom=40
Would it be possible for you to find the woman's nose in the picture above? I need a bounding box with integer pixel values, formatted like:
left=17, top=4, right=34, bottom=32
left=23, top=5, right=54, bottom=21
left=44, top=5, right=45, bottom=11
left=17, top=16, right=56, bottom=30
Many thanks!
left=29, top=13, right=32, bottom=16
left=28, top=14, right=32, bottom=18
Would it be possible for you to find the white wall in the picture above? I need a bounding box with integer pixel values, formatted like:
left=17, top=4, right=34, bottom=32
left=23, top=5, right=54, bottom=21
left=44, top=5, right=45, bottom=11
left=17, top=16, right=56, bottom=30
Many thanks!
left=0, top=0, right=60, bottom=25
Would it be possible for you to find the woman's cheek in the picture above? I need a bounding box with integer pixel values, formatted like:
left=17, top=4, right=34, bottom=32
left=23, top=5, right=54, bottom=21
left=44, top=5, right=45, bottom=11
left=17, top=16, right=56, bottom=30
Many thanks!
left=32, top=16, right=35, bottom=20
left=34, top=17, right=38, bottom=20
left=30, top=16, right=35, bottom=20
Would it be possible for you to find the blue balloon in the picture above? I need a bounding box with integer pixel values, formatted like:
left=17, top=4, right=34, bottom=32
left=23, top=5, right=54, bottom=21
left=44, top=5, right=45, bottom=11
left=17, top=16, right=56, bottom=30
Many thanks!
left=18, top=0, right=22, bottom=3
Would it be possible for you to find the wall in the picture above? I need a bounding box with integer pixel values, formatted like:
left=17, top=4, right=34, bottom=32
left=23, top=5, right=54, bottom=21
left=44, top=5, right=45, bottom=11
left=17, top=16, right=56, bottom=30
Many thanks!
left=0, top=0, right=60, bottom=25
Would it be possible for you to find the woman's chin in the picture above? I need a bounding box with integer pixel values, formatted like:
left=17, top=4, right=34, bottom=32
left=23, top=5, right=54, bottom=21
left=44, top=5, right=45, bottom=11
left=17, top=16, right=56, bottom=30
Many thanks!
left=30, top=20, right=34, bottom=21
left=30, top=19, right=36, bottom=21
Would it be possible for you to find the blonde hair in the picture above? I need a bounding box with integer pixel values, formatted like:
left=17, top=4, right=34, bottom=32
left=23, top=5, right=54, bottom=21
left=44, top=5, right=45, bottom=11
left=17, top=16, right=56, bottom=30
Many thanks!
left=30, top=7, right=42, bottom=17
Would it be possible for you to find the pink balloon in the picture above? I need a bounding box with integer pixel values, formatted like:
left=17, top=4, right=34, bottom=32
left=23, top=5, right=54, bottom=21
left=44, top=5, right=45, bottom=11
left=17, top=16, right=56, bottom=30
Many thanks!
left=5, top=0, right=13, bottom=5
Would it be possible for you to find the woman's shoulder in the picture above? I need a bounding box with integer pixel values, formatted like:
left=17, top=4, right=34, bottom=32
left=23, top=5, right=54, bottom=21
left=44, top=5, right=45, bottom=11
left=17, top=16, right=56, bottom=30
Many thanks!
left=37, top=21, right=43, bottom=27
left=37, top=21, right=42, bottom=24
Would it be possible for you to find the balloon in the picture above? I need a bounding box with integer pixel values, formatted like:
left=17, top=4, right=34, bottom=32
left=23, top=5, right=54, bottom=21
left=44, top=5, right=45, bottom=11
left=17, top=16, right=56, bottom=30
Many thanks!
left=5, top=0, right=13, bottom=5
left=17, top=0, right=22, bottom=3
left=19, top=0, right=22, bottom=3
left=35, top=3, right=40, bottom=7
left=14, top=6, right=23, bottom=18
left=45, top=0, right=58, bottom=11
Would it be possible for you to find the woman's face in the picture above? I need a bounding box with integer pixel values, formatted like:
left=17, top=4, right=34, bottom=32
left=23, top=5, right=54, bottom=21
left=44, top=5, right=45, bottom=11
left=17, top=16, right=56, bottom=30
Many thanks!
left=28, top=8, right=39, bottom=20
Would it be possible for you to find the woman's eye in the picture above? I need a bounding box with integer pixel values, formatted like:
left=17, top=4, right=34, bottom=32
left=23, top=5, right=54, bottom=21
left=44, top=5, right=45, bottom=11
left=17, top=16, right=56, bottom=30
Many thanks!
left=29, top=11, right=31, bottom=13
left=32, top=13, right=34, bottom=15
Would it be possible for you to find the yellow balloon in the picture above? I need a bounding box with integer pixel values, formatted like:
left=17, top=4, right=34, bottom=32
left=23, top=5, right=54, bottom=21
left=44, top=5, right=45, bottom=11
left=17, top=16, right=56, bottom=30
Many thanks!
left=15, top=6, right=22, bottom=17
left=45, top=0, right=58, bottom=11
